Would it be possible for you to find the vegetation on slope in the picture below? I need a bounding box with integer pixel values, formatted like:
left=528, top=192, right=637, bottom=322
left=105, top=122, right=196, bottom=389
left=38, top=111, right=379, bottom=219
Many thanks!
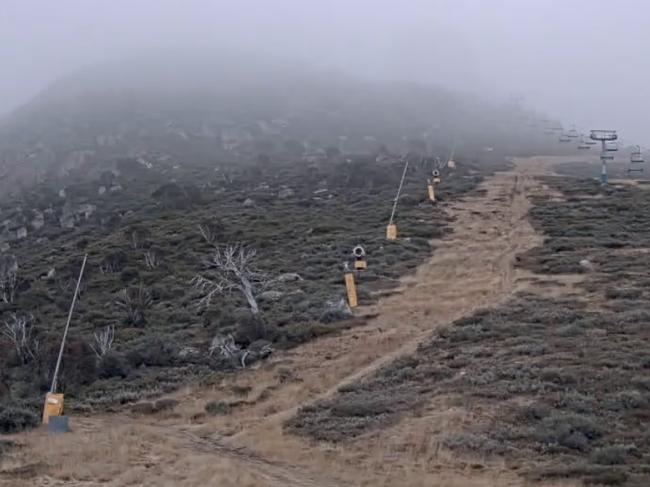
left=289, top=175, right=650, bottom=487
left=0, top=149, right=508, bottom=431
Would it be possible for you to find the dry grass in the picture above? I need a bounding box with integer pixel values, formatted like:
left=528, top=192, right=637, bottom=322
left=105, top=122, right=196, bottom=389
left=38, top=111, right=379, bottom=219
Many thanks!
left=2, top=157, right=586, bottom=486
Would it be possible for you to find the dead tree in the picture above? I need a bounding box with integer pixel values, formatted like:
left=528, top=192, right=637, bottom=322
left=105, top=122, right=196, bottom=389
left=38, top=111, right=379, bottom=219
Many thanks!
left=115, top=286, right=153, bottom=326
left=2, top=314, right=38, bottom=364
left=90, top=325, right=115, bottom=359
left=199, top=222, right=223, bottom=247
left=0, top=254, right=18, bottom=304
left=143, top=250, right=160, bottom=269
left=207, top=333, right=247, bottom=368
left=192, top=244, right=269, bottom=315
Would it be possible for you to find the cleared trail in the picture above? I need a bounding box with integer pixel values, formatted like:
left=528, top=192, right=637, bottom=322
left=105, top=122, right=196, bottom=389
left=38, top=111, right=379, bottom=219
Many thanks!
left=1, top=156, right=580, bottom=487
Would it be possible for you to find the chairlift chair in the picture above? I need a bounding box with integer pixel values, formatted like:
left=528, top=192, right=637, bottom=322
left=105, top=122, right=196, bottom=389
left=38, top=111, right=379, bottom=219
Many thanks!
left=590, top=130, right=617, bottom=141
left=578, top=143, right=591, bottom=150
left=568, top=128, right=579, bottom=138
left=605, top=142, right=618, bottom=152
left=559, top=134, right=571, bottom=142
left=628, top=168, right=644, bottom=174
left=631, top=146, right=644, bottom=164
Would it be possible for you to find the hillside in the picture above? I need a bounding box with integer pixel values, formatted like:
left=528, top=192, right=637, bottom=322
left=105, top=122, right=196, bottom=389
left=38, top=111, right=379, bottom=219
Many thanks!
left=0, top=51, right=564, bottom=435
left=0, top=49, right=554, bottom=196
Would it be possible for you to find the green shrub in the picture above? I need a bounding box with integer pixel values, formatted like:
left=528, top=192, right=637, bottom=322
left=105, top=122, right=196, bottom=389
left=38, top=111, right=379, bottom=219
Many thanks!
left=0, top=406, right=39, bottom=434
left=205, top=400, right=231, bottom=416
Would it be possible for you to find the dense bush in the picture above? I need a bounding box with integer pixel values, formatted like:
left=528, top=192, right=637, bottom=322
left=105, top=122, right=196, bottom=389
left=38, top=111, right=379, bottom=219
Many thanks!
left=0, top=405, right=39, bottom=434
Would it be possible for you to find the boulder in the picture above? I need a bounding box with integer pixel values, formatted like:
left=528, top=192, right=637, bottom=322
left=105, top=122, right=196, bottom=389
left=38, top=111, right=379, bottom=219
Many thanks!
left=16, top=227, right=27, bottom=240
left=30, top=211, right=44, bottom=230
left=278, top=187, right=295, bottom=199
left=277, top=272, right=303, bottom=283
left=579, top=259, right=595, bottom=272
left=320, top=297, right=352, bottom=322
left=243, top=198, right=255, bottom=207
left=260, top=290, right=284, bottom=302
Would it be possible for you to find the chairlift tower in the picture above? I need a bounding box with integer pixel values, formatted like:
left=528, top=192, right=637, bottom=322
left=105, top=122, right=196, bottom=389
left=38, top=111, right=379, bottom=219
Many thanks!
left=590, top=130, right=618, bottom=185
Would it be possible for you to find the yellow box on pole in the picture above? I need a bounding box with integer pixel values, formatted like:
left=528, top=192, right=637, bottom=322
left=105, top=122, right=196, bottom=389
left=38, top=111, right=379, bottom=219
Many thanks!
left=42, top=392, right=64, bottom=424
left=354, top=259, right=367, bottom=270
left=344, top=272, right=358, bottom=308
left=433, top=176, right=441, bottom=184
left=427, top=183, right=435, bottom=202
left=386, top=223, right=397, bottom=240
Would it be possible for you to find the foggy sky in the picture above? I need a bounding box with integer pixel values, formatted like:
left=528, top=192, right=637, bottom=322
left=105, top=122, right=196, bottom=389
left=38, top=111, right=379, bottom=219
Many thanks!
left=1, top=0, right=648, bottom=145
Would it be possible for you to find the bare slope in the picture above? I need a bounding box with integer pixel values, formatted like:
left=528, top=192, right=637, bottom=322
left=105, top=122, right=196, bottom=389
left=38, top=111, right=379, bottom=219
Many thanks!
left=0, top=156, right=582, bottom=487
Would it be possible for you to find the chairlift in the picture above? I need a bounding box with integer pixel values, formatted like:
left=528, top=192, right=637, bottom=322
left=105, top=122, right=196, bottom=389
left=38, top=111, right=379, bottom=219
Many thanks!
left=578, top=143, right=591, bottom=150
left=601, top=153, right=615, bottom=161
left=590, top=130, right=617, bottom=141
left=628, top=168, right=644, bottom=174
left=559, top=133, right=571, bottom=142
left=568, top=128, right=579, bottom=138
left=605, top=142, right=618, bottom=152
left=631, top=145, right=644, bottom=164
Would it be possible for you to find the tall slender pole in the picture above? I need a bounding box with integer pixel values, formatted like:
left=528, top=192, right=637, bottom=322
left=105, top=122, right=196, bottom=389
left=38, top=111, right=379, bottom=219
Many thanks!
left=389, top=158, right=409, bottom=225
left=601, top=140, right=608, bottom=185
left=50, top=254, right=88, bottom=393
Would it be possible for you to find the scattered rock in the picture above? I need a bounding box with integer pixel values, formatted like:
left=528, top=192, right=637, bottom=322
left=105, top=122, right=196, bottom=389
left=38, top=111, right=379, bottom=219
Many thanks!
left=276, top=272, right=303, bottom=283
left=98, top=186, right=107, bottom=195
left=30, top=211, right=44, bottom=230
left=178, top=346, right=201, bottom=360
left=15, top=227, right=27, bottom=240
left=58, top=189, right=66, bottom=198
left=260, top=290, right=284, bottom=302
left=109, top=184, right=123, bottom=193
left=243, top=198, right=255, bottom=207
left=579, top=259, right=595, bottom=272
left=320, top=297, right=352, bottom=322
left=278, top=187, right=295, bottom=199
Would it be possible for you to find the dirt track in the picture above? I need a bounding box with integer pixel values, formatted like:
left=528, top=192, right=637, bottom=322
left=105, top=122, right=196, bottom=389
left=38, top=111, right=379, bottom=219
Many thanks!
left=1, top=156, right=581, bottom=487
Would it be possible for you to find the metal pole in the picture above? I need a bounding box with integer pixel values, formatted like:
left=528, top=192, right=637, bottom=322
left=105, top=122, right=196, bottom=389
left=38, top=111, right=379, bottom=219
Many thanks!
left=50, top=253, right=88, bottom=393
left=601, top=140, right=607, bottom=185
left=389, top=157, right=409, bottom=225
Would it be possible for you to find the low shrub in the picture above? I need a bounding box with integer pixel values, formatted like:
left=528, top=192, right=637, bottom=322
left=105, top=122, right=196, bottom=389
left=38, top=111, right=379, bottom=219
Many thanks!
left=0, top=405, right=39, bottom=434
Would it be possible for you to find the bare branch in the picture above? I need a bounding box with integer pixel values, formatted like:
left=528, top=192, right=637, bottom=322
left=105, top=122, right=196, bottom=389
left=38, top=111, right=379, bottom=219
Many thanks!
left=0, top=254, right=18, bottom=304
left=143, top=250, right=160, bottom=269
left=2, top=314, right=38, bottom=363
left=115, top=285, right=153, bottom=326
left=90, top=325, right=115, bottom=359
left=193, top=243, right=270, bottom=314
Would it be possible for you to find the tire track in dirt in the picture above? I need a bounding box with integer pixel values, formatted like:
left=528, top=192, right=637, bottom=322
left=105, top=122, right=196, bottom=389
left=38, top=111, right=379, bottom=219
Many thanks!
left=4, top=156, right=577, bottom=487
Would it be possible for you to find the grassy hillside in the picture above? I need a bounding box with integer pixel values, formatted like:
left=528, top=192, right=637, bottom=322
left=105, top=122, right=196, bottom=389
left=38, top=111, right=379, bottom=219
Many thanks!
left=289, top=175, right=650, bottom=486
left=0, top=149, right=509, bottom=432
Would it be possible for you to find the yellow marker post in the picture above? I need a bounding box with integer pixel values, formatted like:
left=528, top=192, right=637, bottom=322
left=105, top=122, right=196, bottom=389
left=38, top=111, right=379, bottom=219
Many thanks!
left=427, top=181, right=436, bottom=202
left=344, top=272, right=358, bottom=308
left=354, top=259, right=367, bottom=270
left=386, top=223, right=397, bottom=240
left=42, top=392, right=64, bottom=424
left=448, top=159, right=456, bottom=168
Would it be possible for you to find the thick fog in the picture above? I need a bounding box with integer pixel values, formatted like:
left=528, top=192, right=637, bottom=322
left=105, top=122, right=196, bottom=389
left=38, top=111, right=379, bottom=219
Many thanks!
left=2, top=0, right=648, bottom=145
